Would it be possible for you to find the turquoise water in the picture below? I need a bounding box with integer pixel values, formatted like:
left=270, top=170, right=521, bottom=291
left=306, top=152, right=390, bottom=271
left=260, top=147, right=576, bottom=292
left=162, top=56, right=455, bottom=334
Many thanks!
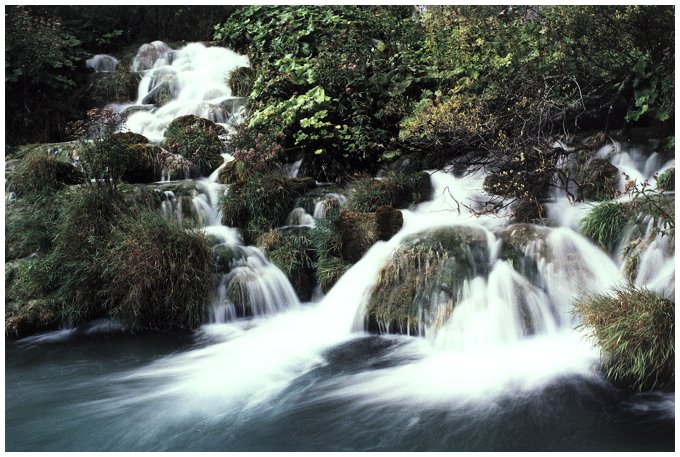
left=5, top=325, right=674, bottom=452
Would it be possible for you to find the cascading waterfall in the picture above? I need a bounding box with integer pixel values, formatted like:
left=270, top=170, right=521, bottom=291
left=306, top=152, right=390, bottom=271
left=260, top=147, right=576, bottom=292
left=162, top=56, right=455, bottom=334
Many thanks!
left=84, top=41, right=674, bottom=410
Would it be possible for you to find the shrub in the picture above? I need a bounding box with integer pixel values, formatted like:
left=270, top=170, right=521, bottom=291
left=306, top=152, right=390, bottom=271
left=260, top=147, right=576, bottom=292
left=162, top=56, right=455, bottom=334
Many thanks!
left=579, top=201, right=630, bottom=251
left=345, top=172, right=432, bottom=212
left=49, top=186, right=131, bottom=325
left=102, top=210, right=216, bottom=330
left=8, top=151, right=83, bottom=196
left=163, top=114, right=226, bottom=176
left=574, top=287, right=674, bottom=391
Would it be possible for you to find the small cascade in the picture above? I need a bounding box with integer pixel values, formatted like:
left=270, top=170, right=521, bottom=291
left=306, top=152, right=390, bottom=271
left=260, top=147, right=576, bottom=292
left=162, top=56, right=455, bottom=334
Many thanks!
left=123, top=41, right=249, bottom=142
left=86, top=54, right=118, bottom=73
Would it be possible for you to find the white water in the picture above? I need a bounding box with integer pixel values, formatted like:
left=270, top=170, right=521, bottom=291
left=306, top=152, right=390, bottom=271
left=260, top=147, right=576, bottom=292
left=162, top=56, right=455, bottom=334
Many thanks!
left=124, top=41, right=249, bottom=142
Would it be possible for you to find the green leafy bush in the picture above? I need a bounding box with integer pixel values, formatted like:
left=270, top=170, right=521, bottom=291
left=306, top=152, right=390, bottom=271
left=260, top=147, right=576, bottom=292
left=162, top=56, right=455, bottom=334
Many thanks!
left=102, top=210, right=215, bottom=330
left=215, top=6, right=429, bottom=182
left=575, top=287, right=674, bottom=391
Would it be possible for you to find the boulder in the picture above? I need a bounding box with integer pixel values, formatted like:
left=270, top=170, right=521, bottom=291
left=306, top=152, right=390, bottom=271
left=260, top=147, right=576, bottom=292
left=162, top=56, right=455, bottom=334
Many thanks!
left=577, top=158, right=620, bottom=201
left=163, top=114, right=226, bottom=177
left=335, top=206, right=403, bottom=263
left=365, top=225, right=490, bottom=335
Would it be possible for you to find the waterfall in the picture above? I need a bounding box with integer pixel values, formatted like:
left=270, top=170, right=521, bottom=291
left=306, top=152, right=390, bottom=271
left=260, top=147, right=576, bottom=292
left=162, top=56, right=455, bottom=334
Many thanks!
left=86, top=40, right=673, bottom=409
left=124, top=41, right=249, bottom=142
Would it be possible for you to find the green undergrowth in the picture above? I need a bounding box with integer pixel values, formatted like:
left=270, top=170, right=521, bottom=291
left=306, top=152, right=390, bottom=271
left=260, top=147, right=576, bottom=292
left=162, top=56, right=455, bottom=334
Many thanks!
left=102, top=210, right=215, bottom=330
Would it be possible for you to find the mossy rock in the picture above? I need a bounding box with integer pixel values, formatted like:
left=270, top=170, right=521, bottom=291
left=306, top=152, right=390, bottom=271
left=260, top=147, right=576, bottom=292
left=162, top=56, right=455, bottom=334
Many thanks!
left=8, top=151, right=85, bottom=196
left=163, top=115, right=226, bottom=177
left=366, top=225, right=490, bottom=335
left=512, top=198, right=546, bottom=224
left=228, top=66, right=255, bottom=98
left=345, top=172, right=432, bottom=212
left=296, top=185, right=347, bottom=217
left=577, top=158, right=620, bottom=201
left=5, top=298, right=62, bottom=339
left=256, top=227, right=316, bottom=301
left=142, top=80, right=175, bottom=107
left=656, top=168, right=674, bottom=192
left=335, top=206, right=403, bottom=263
left=496, top=223, right=552, bottom=281
left=113, top=131, right=149, bottom=145
left=81, top=71, right=141, bottom=108
left=217, top=160, right=239, bottom=185
left=220, top=174, right=317, bottom=243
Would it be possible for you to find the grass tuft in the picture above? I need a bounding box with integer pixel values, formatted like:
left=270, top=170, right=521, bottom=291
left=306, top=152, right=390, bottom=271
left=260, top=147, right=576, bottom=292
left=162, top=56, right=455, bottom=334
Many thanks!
left=574, top=286, right=674, bottom=391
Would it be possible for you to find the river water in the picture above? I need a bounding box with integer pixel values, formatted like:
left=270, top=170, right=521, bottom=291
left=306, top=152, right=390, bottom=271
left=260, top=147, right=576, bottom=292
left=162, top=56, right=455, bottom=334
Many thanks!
left=5, top=324, right=674, bottom=452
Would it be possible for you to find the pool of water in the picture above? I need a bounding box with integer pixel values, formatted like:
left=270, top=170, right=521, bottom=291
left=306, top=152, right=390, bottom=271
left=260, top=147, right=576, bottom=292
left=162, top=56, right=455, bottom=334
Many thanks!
left=5, top=324, right=675, bottom=451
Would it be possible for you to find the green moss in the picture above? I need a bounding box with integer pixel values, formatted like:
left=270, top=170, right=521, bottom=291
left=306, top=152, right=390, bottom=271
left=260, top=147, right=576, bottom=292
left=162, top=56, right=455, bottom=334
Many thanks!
left=257, top=228, right=317, bottom=301
left=574, top=287, right=674, bottom=391
left=656, top=168, right=674, bottom=192
left=220, top=173, right=316, bottom=243
left=8, top=151, right=84, bottom=196
left=366, top=226, right=490, bottom=335
left=345, top=172, right=432, bottom=212
left=103, top=210, right=216, bottom=331
left=496, top=223, right=551, bottom=281
left=163, top=114, right=226, bottom=176
left=577, top=158, right=620, bottom=201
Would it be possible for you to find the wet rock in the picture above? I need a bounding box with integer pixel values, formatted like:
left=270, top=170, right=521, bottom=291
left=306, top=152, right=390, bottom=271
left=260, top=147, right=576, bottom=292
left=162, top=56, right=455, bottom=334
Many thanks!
left=142, top=80, right=175, bottom=107
left=366, top=225, right=490, bottom=335
left=86, top=54, right=119, bottom=73
left=577, top=158, right=620, bottom=201
left=335, top=206, right=403, bottom=263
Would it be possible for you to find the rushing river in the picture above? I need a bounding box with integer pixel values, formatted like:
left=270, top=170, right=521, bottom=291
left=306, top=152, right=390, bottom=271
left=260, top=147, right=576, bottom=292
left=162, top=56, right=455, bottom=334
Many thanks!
left=5, top=325, right=674, bottom=452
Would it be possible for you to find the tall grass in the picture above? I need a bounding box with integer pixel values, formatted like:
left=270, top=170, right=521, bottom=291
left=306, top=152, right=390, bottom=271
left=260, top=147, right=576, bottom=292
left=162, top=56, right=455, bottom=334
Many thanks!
left=102, top=210, right=216, bottom=330
left=574, top=286, right=674, bottom=391
left=579, top=201, right=630, bottom=251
